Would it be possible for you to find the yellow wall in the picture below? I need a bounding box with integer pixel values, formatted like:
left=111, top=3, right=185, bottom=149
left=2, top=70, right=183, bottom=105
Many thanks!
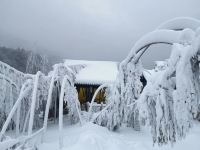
left=78, top=87, right=105, bottom=104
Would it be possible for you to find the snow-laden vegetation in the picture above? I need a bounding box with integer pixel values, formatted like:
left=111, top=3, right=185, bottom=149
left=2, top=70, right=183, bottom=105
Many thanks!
left=138, top=32, right=200, bottom=144
left=0, top=17, right=200, bottom=150
left=0, top=62, right=83, bottom=149
left=93, top=18, right=200, bottom=145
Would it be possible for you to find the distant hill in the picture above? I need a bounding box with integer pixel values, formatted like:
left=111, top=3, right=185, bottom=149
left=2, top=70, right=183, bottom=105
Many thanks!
left=0, top=46, right=29, bottom=72
left=0, top=46, right=55, bottom=74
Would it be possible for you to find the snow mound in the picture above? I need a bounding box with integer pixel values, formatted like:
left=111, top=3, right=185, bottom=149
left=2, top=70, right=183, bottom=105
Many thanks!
left=38, top=122, right=200, bottom=150
left=67, top=123, right=125, bottom=150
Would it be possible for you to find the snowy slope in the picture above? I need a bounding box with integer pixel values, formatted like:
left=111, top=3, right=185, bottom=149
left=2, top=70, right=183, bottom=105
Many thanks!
left=39, top=122, right=200, bottom=150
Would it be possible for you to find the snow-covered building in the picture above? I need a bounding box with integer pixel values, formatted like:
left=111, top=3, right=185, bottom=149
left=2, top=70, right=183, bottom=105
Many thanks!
left=154, top=60, right=168, bottom=71
left=65, top=60, right=119, bottom=110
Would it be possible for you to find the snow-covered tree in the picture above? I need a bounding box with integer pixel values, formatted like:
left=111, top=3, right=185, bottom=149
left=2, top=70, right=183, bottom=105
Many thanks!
left=26, top=51, right=50, bottom=75
left=0, top=61, right=84, bottom=148
left=63, top=77, right=82, bottom=124
left=0, top=61, right=26, bottom=131
left=120, top=61, right=143, bottom=130
left=93, top=18, right=200, bottom=146
left=138, top=28, right=200, bottom=145
left=93, top=29, right=182, bottom=131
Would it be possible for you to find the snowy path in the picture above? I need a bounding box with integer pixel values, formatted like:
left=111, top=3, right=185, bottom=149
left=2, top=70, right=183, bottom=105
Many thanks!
left=38, top=122, right=200, bottom=150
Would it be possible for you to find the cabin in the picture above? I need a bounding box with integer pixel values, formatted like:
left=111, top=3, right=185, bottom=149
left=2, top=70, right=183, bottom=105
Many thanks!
left=64, top=60, right=119, bottom=111
left=48, top=60, right=147, bottom=120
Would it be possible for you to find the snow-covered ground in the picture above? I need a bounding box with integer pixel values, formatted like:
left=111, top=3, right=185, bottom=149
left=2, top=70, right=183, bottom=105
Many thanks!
left=38, top=121, right=200, bottom=150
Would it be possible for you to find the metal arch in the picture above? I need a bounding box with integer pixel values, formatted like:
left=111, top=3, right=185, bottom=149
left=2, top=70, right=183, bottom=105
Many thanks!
left=134, top=42, right=173, bottom=64
left=122, top=17, right=200, bottom=65
left=88, top=83, right=111, bottom=121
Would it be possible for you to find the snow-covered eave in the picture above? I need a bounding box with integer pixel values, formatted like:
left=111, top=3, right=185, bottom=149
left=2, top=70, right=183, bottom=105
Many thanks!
left=75, top=80, right=114, bottom=86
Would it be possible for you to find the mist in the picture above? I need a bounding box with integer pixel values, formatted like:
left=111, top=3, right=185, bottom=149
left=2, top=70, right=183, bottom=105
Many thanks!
left=0, top=0, right=200, bottom=68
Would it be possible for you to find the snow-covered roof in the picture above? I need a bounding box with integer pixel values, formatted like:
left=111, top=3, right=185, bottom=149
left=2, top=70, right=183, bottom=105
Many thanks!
left=155, top=61, right=165, bottom=66
left=64, top=59, right=119, bottom=85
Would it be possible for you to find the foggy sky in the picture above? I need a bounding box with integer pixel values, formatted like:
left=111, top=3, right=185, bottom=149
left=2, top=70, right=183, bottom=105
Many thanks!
left=0, top=0, right=200, bottom=68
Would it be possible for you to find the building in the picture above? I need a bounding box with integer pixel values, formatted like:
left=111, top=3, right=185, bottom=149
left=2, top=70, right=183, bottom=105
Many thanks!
left=64, top=59, right=119, bottom=110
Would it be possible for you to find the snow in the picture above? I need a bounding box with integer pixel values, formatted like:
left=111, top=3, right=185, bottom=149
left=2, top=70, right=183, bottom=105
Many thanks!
left=0, top=139, right=19, bottom=150
left=64, top=59, right=119, bottom=85
left=142, top=69, right=155, bottom=82
left=38, top=122, right=200, bottom=150
left=1, top=17, right=200, bottom=149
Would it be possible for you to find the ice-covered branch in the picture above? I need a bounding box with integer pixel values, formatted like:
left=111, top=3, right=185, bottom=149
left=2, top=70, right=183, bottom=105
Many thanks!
left=157, top=17, right=200, bottom=31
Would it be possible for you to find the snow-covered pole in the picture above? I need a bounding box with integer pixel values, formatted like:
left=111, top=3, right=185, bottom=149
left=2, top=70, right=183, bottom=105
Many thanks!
left=8, top=83, right=20, bottom=137
left=59, top=76, right=68, bottom=149
left=88, top=83, right=110, bottom=121
left=28, top=71, right=41, bottom=136
left=14, top=83, right=21, bottom=137
left=22, top=108, right=31, bottom=134
left=0, top=80, right=32, bottom=141
left=15, top=103, right=21, bottom=137
left=74, top=90, right=83, bottom=126
left=42, top=67, right=57, bottom=141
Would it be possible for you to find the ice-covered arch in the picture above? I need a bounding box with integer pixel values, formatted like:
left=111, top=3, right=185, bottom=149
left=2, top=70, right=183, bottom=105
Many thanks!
left=97, top=29, right=187, bottom=132
left=120, top=29, right=181, bottom=66
left=119, top=17, right=200, bottom=102
left=118, top=29, right=188, bottom=108
left=121, top=17, right=200, bottom=67
left=118, top=18, right=200, bottom=118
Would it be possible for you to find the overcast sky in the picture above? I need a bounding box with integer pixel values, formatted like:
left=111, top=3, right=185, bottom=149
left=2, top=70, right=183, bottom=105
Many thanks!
left=0, top=0, right=200, bottom=68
